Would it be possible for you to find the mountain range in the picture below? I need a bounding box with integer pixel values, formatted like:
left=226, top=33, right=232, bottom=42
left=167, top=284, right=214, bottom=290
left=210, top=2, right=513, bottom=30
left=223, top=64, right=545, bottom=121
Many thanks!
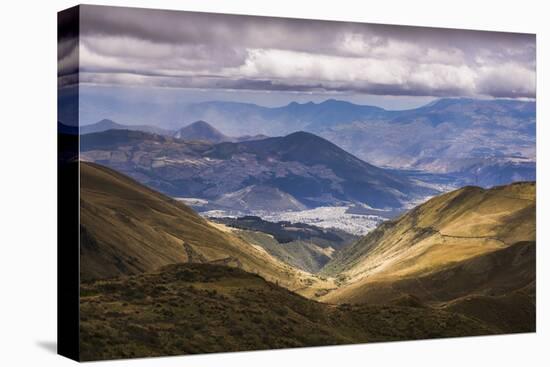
left=73, top=95, right=536, bottom=359
left=78, top=161, right=534, bottom=359
left=80, top=119, right=269, bottom=144
left=77, top=97, right=535, bottom=188
left=176, top=98, right=535, bottom=187
left=80, top=129, right=434, bottom=211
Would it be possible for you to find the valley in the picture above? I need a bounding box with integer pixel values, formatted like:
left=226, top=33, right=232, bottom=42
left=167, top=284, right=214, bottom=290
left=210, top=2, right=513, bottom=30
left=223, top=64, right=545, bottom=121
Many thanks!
left=208, top=215, right=357, bottom=273
left=79, top=161, right=336, bottom=294
left=75, top=97, right=536, bottom=359
left=78, top=159, right=535, bottom=359
left=58, top=8, right=537, bottom=361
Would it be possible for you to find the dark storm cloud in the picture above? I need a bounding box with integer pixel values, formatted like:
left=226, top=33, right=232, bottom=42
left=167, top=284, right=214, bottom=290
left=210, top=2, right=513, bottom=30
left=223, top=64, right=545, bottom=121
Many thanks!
left=62, top=4, right=536, bottom=98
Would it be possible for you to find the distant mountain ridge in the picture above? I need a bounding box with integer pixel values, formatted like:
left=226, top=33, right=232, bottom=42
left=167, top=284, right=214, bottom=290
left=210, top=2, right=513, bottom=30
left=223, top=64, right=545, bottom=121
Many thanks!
left=81, top=119, right=173, bottom=136
left=80, top=129, right=433, bottom=211
left=176, top=98, right=535, bottom=187
left=80, top=97, right=536, bottom=188
left=173, top=120, right=270, bottom=143
left=82, top=118, right=271, bottom=145
left=180, top=97, right=535, bottom=130
left=176, top=99, right=391, bottom=137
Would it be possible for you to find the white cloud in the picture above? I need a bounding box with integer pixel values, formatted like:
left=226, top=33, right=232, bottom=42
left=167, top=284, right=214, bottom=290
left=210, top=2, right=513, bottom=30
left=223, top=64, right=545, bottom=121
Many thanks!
left=64, top=5, right=536, bottom=99
left=476, top=63, right=536, bottom=98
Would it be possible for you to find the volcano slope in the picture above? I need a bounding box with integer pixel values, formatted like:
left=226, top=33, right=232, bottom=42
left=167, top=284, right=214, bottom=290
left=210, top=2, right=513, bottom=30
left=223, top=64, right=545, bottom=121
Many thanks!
left=320, top=182, right=535, bottom=333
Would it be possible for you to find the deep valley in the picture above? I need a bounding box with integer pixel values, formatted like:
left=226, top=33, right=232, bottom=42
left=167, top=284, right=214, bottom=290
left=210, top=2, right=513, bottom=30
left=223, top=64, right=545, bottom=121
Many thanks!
left=77, top=158, right=536, bottom=359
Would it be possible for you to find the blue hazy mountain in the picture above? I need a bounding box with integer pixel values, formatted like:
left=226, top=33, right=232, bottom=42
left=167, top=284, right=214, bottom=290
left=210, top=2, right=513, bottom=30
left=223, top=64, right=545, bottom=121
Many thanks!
left=79, top=98, right=535, bottom=188
left=176, top=98, right=535, bottom=187
left=82, top=119, right=270, bottom=145
left=81, top=119, right=174, bottom=136
left=389, top=98, right=535, bottom=126
left=80, top=129, right=434, bottom=211
left=179, top=99, right=391, bottom=135
left=173, top=120, right=228, bottom=143
left=205, top=131, right=431, bottom=208
left=179, top=98, right=535, bottom=134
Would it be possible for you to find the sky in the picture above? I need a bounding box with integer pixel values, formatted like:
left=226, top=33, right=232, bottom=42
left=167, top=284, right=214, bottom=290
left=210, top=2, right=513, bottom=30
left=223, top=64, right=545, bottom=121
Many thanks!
left=58, top=5, right=536, bottom=122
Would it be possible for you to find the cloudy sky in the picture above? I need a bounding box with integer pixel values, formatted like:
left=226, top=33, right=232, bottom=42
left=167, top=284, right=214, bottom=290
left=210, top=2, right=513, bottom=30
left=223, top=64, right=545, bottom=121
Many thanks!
left=59, top=5, right=535, bottom=110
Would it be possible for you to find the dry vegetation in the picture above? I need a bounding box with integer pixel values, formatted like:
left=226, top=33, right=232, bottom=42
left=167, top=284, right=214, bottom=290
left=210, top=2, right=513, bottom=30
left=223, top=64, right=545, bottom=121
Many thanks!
left=78, top=162, right=535, bottom=360
left=320, top=182, right=535, bottom=304
left=80, top=263, right=497, bottom=361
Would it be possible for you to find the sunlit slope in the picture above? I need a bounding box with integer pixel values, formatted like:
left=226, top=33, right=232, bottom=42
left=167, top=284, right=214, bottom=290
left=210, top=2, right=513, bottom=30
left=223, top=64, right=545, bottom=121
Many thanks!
left=321, top=182, right=535, bottom=304
left=323, top=241, right=535, bottom=333
left=79, top=162, right=327, bottom=291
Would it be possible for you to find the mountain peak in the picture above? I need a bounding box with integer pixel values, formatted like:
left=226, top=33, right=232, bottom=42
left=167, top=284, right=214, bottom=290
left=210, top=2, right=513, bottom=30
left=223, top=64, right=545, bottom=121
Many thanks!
left=80, top=119, right=124, bottom=134
left=94, top=119, right=120, bottom=128
left=284, top=130, right=318, bottom=139
left=280, top=131, right=339, bottom=149
left=187, top=120, right=212, bottom=128
left=97, top=118, right=116, bottom=124
left=175, top=120, right=228, bottom=143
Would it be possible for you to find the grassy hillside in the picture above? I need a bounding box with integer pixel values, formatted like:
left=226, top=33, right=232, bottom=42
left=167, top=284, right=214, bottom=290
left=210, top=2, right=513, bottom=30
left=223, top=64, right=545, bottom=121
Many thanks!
left=80, top=263, right=497, bottom=361
left=322, top=241, right=535, bottom=332
left=319, top=182, right=535, bottom=332
left=328, top=241, right=535, bottom=304
left=321, top=182, right=534, bottom=283
left=78, top=162, right=535, bottom=360
left=79, top=162, right=331, bottom=293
